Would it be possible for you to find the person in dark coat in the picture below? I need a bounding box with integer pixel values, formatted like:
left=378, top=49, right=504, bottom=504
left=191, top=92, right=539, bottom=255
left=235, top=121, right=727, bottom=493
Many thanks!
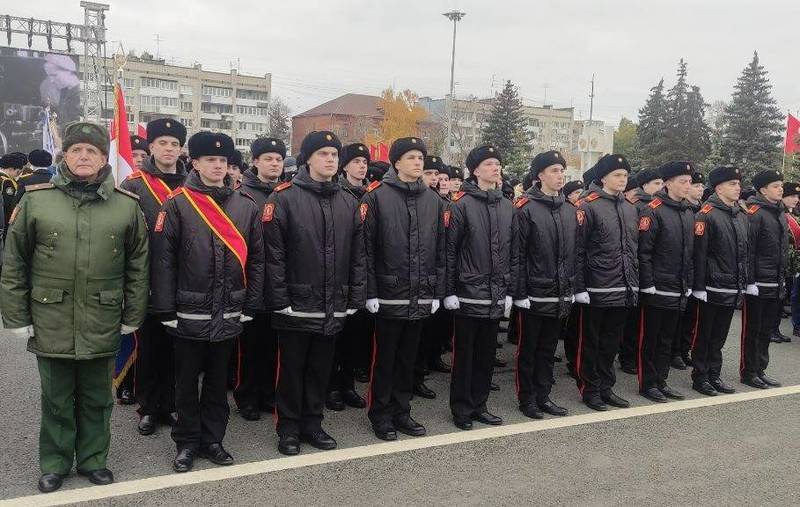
left=741, top=169, right=787, bottom=389
left=445, top=145, right=517, bottom=430
left=514, top=150, right=576, bottom=419
left=362, top=137, right=446, bottom=441
left=327, top=142, right=371, bottom=411
left=574, top=155, right=639, bottom=411
left=232, top=137, right=286, bottom=421
left=151, top=131, right=265, bottom=473
left=121, top=118, right=189, bottom=436
left=264, top=131, right=365, bottom=456
left=637, top=162, right=695, bottom=403
left=690, top=166, right=748, bottom=396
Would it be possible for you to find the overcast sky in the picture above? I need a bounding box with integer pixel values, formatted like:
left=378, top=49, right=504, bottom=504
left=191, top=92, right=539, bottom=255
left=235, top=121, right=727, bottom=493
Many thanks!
left=9, top=0, right=800, bottom=125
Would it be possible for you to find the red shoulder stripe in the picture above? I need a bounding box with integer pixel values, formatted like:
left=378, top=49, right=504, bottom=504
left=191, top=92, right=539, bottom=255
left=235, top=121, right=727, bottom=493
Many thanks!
left=275, top=181, right=292, bottom=192
left=700, top=204, right=713, bottom=214
left=366, top=181, right=382, bottom=193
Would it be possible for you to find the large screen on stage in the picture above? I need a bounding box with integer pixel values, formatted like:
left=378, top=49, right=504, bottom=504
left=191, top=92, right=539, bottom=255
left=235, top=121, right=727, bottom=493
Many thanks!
left=0, top=47, right=81, bottom=154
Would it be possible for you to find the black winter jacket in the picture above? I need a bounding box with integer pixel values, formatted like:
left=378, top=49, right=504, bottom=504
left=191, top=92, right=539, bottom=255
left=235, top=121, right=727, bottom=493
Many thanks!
left=745, top=194, right=788, bottom=300
left=151, top=171, right=265, bottom=341
left=240, top=168, right=279, bottom=312
left=692, top=193, right=749, bottom=308
left=515, top=185, right=578, bottom=318
left=362, top=168, right=446, bottom=320
left=264, top=168, right=366, bottom=335
left=575, top=188, right=639, bottom=307
left=445, top=182, right=517, bottom=319
left=638, top=190, right=695, bottom=310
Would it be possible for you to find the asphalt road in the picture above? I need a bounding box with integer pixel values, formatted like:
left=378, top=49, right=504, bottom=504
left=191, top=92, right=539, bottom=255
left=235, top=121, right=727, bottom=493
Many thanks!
left=1, top=312, right=799, bottom=505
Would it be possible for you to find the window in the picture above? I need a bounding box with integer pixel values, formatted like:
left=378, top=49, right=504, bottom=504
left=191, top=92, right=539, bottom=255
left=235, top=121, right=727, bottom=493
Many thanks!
left=141, top=77, right=178, bottom=91
left=123, top=78, right=136, bottom=89
left=181, top=118, right=193, bottom=128
left=180, top=85, right=193, bottom=95
left=181, top=102, right=193, bottom=112
left=236, top=89, right=269, bottom=101
left=202, top=85, right=232, bottom=97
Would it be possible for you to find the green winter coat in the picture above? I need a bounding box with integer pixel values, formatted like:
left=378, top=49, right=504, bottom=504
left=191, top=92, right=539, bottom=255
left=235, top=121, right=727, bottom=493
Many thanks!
left=0, top=163, right=149, bottom=359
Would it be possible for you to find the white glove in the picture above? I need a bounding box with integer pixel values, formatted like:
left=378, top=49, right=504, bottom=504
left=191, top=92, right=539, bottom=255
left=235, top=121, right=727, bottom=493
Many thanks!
left=571, top=294, right=576, bottom=304
left=274, top=307, right=293, bottom=315
left=685, top=289, right=692, bottom=297
left=443, top=295, right=460, bottom=310
left=365, top=298, right=380, bottom=314
left=431, top=300, right=440, bottom=314
left=745, top=284, right=759, bottom=296
left=513, top=298, right=531, bottom=309
left=574, top=292, right=590, bottom=304
left=240, top=315, right=253, bottom=323
left=346, top=308, right=358, bottom=316
left=641, top=287, right=656, bottom=295
left=8, top=325, right=34, bottom=338
left=162, top=320, right=178, bottom=329
left=692, top=290, right=707, bottom=302
left=120, top=324, right=138, bottom=335
left=504, top=296, right=513, bottom=319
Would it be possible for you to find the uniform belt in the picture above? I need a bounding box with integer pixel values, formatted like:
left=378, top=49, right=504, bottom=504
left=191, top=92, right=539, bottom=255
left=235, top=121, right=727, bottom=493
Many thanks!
left=458, top=297, right=504, bottom=305
left=705, top=286, right=740, bottom=294
left=586, top=287, right=638, bottom=293
left=528, top=296, right=573, bottom=303
left=177, top=311, right=241, bottom=321
left=755, top=282, right=780, bottom=287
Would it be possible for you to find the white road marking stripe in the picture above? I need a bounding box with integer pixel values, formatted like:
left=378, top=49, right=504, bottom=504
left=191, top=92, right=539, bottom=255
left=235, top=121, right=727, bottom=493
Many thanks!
left=5, top=385, right=799, bottom=507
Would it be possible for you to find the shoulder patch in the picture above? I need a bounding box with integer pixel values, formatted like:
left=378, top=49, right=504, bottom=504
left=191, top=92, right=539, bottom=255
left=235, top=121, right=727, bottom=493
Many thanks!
left=514, top=196, right=529, bottom=209
left=275, top=181, right=292, bottom=192
left=700, top=204, right=713, bottom=214
left=639, top=216, right=652, bottom=231
left=627, top=195, right=640, bottom=204
left=238, top=190, right=256, bottom=203
left=576, top=209, right=586, bottom=226
left=125, top=171, right=143, bottom=181
left=648, top=198, right=662, bottom=209
left=694, top=221, right=705, bottom=236
left=167, top=187, right=185, bottom=200
left=359, top=202, right=368, bottom=223
left=25, top=183, right=55, bottom=192
left=747, top=204, right=760, bottom=215
left=263, top=202, right=275, bottom=223
left=154, top=211, right=167, bottom=232
left=584, top=192, right=600, bottom=202
left=114, top=187, right=140, bottom=200
left=366, top=181, right=382, bottom=193
left=451, top=191, right=465, bottom=201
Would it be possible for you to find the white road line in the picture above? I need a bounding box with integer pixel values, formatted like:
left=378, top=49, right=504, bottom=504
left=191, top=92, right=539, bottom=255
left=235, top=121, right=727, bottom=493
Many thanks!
left=4, top=385, right=799, bottom=506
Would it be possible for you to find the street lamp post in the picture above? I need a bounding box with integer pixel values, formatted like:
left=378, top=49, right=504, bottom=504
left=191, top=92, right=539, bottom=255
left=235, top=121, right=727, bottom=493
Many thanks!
left=443, top=10, right=465, bottom=164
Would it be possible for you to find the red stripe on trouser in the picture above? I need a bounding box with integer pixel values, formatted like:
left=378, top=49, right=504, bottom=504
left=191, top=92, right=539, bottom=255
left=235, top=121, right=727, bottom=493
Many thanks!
left=234, top=337, right=243, bottom=392
left=272, top=346, right=281, bottom=428
left=575, top=307, right=586, bottom=395
left=690, top=302, right=701, bottom=351
left=637, top=306, right=645, bottom=390
left=132, top=329, right=140, bottom=398
left=366, top=328, right=378, bottom=410
left=739, top=299, right=747, bottom=375
left=514, top=312, right=524, bottom=399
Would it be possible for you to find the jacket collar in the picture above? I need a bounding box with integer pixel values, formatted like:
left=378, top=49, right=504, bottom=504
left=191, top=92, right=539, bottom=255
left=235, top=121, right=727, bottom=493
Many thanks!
left=52, top=161, right=114, bottom=201
left=291, top=166, right=340, bottom=196
left=381, top=167, right=427, bottom=195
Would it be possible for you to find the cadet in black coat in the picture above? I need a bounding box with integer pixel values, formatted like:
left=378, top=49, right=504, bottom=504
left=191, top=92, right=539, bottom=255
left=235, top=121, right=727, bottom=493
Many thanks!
left=264, top=132, right=366, bottom=456
left=445, top=146, right=517, bottom=430
left=121, top=118, right=189, bottom=436
left=741, top=170, right=788, bottom=389
left=513, top=150, right=576, bottom=420
left=328, top=143, right=371, bottom=412
left=691, top=166, right=748, bottom=396
left=152, top=132, right=265, bottom=473
left=232, top=137, right=285, bottom=421
left=574, top=155, right=639, bottom=411
left=636, top=162, right=695, bottom=403
left=362, top=137, right=446, bottom=441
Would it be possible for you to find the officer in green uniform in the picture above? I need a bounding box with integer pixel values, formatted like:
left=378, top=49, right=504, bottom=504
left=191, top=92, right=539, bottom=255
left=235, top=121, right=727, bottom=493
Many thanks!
left=0, top=152, right=26, bottom=229
left=0, top=122, right=150, bottom=494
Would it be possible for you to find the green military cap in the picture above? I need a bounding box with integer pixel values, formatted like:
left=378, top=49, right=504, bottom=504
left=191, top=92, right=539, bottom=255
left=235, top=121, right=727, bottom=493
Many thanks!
left=62, top=122, right=110, bottom=155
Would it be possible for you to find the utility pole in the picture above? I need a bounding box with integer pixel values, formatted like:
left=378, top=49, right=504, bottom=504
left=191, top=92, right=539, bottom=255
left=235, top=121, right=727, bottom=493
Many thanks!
left=584, top=74, right=595, bottom=170
left=154, top=33, right=161, bottom=60
left=443, top=10, right=465, bottom=164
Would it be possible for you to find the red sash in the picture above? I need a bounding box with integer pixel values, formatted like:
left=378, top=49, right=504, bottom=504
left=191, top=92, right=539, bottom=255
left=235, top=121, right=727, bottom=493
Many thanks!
left=136, top=170, right=172, bottom=205
left=180, top=187, right=249, bottom=285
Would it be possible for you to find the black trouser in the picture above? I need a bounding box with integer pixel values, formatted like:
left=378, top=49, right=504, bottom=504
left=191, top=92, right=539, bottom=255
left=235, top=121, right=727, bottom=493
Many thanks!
left=368, top=318, right=423, bottom=426
left=619, top=305, right=640, bottom=368
left=575, top=306, right=628, bottom=399
left=415, top=310, right=450, bottom=382
left=329, top=310, right=372, bottom=392
left=450, top=316, right=498, bottom=417
left=275, top=330, right=336, bottom=437
left=563, top=306, right=581, bottom=368
left=741, top=296, right=779, bottom=379
left=516, top=312, right=563, bottom=406
left=172, top=337, right=235, bottom=451
left=672, top=297, right=699, bottom=358
left=135, top=315, right=175, bottom=416
left=115, top=357, right=134, bottom=399
left=233, top=313, right=277, bottom=411
left=638, top=305, right=680, bottom=391
left=691, top=302, right=735, bottom=384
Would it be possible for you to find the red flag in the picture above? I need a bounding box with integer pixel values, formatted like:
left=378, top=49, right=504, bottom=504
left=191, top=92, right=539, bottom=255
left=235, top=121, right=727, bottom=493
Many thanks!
left=109, top=82, right=135, bottom=183
left=786, top=114, right=800, bottom=154
left=378, top=143, right=389, bottom=162
left=137, top=122, right=147, bottom=140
